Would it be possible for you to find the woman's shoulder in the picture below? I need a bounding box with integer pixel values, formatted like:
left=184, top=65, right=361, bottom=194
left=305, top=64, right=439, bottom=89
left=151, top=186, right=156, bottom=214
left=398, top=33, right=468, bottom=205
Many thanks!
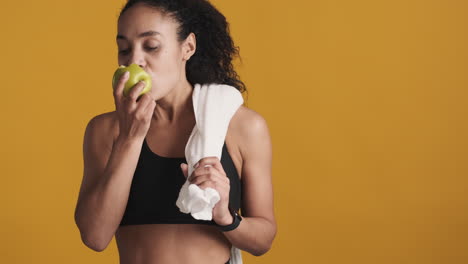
left=86, top=110, right=119, bottom=142
left=231, top=105, right=269, bottom=133
left=88, top=110, right=118, bottom=127
left=230, top=105, right=271, bottom=157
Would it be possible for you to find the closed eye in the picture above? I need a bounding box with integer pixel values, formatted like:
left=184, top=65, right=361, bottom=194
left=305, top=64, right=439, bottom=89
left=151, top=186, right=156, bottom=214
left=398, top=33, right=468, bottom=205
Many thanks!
left=118, top=49, right=129, bottom=55
left=118, top=46, right=158, bottom=55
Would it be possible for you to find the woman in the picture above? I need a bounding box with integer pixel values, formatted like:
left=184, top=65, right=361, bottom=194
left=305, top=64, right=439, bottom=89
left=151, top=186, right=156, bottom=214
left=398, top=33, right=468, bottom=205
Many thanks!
left=74, top=0, right=276, bottom=263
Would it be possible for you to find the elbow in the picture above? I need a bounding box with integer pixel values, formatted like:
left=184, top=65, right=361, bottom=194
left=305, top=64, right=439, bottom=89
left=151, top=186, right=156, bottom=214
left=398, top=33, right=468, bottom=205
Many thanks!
left=253, top=224, right=277, bottom=256
left=253, top=237, right=275, bottom=256
left=80, top=230, right=109, bottom=252
left=75, top=214, right=109, bottom=252
left=252, top=244, right=272, bottom=257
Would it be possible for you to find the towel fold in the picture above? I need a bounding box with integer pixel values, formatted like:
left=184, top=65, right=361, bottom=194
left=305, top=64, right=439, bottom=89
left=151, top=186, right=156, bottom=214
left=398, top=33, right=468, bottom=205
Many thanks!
left=175, top=83, right=244, bottom=264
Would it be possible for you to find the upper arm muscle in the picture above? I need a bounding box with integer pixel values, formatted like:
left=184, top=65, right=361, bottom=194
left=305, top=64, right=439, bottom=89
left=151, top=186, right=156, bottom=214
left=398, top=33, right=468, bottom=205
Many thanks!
left=239, top=110, right=275, bottom=225
left=77, top=114, right=114, bottom=205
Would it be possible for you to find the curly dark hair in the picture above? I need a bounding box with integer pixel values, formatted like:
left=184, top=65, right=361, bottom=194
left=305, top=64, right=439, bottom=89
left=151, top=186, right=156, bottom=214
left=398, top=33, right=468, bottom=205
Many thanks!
left=118, top=0, right=248, bottom=99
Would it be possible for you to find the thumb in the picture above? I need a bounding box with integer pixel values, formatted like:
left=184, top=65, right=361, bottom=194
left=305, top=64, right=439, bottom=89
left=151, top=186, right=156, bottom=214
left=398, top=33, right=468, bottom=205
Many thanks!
left=180, top=163, right=188, bottom=179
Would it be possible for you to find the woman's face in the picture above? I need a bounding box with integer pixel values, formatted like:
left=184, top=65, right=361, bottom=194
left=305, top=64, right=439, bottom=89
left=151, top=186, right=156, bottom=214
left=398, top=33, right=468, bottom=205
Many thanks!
left=116, top=3, right=194, bottom=100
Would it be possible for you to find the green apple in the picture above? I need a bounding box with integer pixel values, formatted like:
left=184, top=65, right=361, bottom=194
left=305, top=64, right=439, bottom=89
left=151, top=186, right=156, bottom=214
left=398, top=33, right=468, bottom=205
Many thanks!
left=112, top=63, right=152, bottom=98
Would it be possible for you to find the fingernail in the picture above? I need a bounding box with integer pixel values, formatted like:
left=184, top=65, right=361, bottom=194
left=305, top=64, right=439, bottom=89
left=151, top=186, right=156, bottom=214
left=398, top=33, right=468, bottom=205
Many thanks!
left=194, top=162, right=199, bottom=168
left=123, top=71, right=129, bottom=78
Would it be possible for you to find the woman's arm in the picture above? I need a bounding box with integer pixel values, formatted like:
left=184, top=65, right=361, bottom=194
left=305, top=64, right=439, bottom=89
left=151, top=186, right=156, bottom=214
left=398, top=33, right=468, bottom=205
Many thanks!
left=74, top=114, right=142, bottom=252
left=222, top=110, right=277, bottom=256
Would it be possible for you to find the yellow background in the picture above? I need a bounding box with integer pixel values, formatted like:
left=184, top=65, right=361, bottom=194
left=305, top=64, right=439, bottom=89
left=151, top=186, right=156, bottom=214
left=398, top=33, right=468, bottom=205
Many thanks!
left=1, top=0, right=467, bottom=263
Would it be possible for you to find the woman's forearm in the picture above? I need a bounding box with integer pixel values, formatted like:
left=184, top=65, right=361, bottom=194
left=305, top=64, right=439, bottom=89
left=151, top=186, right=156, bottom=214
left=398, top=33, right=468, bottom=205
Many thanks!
left=75, top=136, right=142, bottom=251
left=221, top=216, right=277, bottom=256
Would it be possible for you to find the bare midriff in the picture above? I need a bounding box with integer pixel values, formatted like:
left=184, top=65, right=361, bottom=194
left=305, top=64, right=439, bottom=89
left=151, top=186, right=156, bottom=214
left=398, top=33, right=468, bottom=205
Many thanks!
left=115, top=224, right=232, bottom=264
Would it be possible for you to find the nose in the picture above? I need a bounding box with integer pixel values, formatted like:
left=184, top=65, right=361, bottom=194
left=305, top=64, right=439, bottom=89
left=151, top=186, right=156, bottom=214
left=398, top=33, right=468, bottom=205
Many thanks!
left=127, top=49, right=145, bottom=68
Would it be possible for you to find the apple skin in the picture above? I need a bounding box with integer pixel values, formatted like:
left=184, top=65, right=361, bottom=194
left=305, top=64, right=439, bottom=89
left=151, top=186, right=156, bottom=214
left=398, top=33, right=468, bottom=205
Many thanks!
left=112, top=63, right=152, bottom=98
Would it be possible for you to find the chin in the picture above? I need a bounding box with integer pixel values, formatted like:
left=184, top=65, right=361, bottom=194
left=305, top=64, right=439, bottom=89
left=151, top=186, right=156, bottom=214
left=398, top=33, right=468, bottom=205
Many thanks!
left=151, top=91, right=169, bottom=102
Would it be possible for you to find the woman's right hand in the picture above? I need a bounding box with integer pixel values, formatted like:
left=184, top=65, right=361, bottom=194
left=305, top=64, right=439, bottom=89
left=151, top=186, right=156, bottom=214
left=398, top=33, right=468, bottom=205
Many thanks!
left=113, top=71, right=156, bottom=142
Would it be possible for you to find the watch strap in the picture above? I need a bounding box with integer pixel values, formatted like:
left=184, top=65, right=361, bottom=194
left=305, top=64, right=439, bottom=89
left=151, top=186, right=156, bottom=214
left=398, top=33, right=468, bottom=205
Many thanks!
left=217, top=207, right=242, bottom=232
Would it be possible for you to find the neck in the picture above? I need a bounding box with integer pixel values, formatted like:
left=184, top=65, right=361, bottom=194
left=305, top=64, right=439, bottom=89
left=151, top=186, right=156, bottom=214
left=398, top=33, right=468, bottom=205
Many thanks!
left=152, top=80, right=194, bottom=124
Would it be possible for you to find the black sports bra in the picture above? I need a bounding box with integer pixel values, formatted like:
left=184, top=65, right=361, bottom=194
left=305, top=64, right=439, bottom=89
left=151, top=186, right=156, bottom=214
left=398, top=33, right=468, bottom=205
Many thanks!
left=119, top=137, right=242, bottom=226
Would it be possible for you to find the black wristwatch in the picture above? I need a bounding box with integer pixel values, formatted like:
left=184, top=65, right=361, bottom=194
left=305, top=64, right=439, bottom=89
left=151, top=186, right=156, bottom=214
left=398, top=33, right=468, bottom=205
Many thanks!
left=217, top=206, right=242, bottom=232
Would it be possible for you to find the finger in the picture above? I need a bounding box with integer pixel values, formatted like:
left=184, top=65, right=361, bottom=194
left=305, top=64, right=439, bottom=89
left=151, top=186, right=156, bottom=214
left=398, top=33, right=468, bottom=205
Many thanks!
left=194, top=157, right=224, bottom=175
left=144, top=100, right=157, bottom=119
left=197, top=181, right=217, bottom=190
left=191, top=167, right=229, bottom=184
left=189, top=172, right=224, bottom=185
left=114, top=71, right=129, bottom=103
left=192, top=166, right=228, bottom=183
left=144, top=96, right=157, bottom=113
left=135, top=88, right=150, bottom=103
left=192, top=163, right=214, bottom=177
left=133, top=95, right=153, bottom=121
left=135, top=93, right=152, bottom=111
left=189, top=170, right=212, bottom=183
left=128, top=81, right=147, bottom=101
left=193, top=156, right=220, bottom=168
left=180, top=163, right=188, bottom=179
left=192, top=178, right=216, bottom=187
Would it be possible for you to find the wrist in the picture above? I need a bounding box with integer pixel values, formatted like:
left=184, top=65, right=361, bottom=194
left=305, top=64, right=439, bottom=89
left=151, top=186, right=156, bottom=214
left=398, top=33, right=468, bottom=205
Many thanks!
left=115, top=134, right=142, bottom=148
left=216, top=207, right=243, bottom=232
left=216, top=212, right=234, bottom=226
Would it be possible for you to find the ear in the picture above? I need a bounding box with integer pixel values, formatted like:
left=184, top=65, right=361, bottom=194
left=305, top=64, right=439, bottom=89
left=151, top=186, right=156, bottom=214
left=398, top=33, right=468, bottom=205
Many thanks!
left=182, top=32, right=196, bottom=61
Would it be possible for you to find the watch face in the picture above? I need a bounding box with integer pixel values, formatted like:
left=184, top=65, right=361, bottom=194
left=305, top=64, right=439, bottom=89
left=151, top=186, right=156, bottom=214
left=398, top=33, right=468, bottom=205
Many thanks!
left=229, top=206, right=241, bottom=220
left=235, top=211, right=242, bottom=220
left=217, top=209, right=242, bottom=231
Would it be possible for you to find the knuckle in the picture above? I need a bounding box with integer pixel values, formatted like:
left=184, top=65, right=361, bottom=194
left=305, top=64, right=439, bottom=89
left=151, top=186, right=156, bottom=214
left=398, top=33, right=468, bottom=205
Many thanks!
left=128, top=93, right=138, bottom=100
left=144, top=113, right=152, bottom=122
left=134, top=113, right=143, bottom=121
left=135, top=111, right=146, bottom=120
left=140, top=93, right=150, bottom=101
left=129, top=91, right=138, bottom=99
left=129, top=89, right=140, bottom=98
left=144, top=95, right=153, bottom=105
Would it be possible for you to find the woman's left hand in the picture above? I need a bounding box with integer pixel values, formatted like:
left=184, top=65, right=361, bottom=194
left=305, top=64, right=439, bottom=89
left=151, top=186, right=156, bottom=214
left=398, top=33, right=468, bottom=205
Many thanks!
left=180, top=157, right=233, bottom=226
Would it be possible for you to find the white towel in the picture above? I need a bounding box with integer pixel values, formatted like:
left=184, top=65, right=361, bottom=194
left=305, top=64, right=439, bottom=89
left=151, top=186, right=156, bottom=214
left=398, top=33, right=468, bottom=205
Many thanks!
left=175, top=83, right=244, bottom=264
